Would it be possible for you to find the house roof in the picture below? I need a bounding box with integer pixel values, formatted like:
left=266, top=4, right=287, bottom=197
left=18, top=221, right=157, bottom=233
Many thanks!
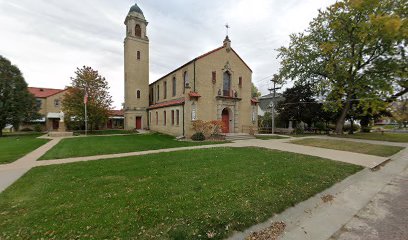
left=258, top=93, right=285, bottom=112
left=251, top=98, right=260, bottom=104
left=148, top=98, right=185, bottom=110
left=149, top=45, right=252, bottom=86
left=109, top=110, right=124, bottom=116
left=28, top=87, right=66, bottom=98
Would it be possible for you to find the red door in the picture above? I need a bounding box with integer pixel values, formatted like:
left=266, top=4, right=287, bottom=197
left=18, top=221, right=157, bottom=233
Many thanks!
left=222, top=109, right=229, bottom=133
left=136, top=117, right=142, bottom=130
left=52, top=119, right=59, bottom=130
left=107, top=120, right=113, bottom=129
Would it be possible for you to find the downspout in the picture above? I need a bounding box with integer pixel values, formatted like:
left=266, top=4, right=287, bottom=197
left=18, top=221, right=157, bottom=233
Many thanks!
left=182, top=104, right=185, bottom=137
left=193, top=59, right=196, bottom=92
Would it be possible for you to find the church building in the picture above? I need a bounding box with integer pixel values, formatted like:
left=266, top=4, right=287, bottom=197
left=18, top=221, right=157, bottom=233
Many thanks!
left=123, top=3, right=259, bottom=137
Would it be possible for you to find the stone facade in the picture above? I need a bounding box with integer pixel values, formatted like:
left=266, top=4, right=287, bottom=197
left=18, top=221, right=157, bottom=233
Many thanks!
left=123, top=7, right=149, bottom=130
left=123, top=4, right=258, bottom=137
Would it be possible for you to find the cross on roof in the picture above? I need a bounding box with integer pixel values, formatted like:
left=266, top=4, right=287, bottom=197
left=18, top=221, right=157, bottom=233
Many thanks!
left=225, top=24, right=230, bottom=36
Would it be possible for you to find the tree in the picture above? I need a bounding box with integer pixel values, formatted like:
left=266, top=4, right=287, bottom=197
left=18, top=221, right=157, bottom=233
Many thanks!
left=251, top=83, right=261, bottom=98
left=62, top=66, right=112, bottom=131
left=276, top=83, right=326, bottom=127
left=277, top=0, right=407, bottom=134
left=390, top=98, right=408, bottom=128
left=0, top=56, right=38, bottom=137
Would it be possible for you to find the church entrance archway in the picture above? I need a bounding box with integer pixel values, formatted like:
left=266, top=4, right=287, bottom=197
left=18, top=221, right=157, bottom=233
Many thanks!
left=222, top=108, right=230, bottom=133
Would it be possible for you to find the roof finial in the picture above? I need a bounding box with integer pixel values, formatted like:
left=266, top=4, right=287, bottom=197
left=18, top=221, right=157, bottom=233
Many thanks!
left=225, top=23, right=230, bottom=37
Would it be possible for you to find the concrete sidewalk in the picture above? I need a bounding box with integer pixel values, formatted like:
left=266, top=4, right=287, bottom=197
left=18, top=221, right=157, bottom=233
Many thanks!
left=0, top=138, right=61, bottom=192
left=34, top=139, right=389, bottom=169
left=0, top=135, right=406, bottom=239
left=330, top=159, right=408, bottom=240
left=35, top=143, right=236, bottom=167
left=233, top=139, right=389, bottom=168
left=0, top=136, right=394, bottom=193
left=308, top=135, right=408, bottom=147
left=228, top=146, right=408, bottom=240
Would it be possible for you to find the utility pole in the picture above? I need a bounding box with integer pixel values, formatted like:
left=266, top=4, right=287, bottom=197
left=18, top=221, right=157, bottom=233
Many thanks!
left=84, top=87, right=88, bottom=136
left=268, top=77, right=281, bottom=134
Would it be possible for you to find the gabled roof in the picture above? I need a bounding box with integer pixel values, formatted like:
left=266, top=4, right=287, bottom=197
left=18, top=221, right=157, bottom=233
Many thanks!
left=109, top=110, right=124, bottom=116
left=150, top=45, right=252, bottom=86
left=148, top=98, right=185, bottom=110
left=259, top=93, right=285, bottom=111
left=251, top=98, right=260, bottom=105
left=28, top=87, right=66, bottom=98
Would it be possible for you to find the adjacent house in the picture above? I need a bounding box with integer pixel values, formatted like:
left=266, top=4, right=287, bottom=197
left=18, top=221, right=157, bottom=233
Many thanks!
left=27, top=87, right=67, bottom=131
left=258, top=93, right=285, bottom=117
left=107, top=110, right=125, bottom=129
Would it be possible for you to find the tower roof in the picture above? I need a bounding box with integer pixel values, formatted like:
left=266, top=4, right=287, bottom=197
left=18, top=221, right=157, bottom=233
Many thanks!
left=129, top=3, right=144, bottom=15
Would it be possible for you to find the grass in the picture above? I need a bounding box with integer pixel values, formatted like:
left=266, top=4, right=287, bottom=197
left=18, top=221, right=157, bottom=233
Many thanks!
left=39, top=133, right=225, bottom=160
left=333, top=132, right=408, bottom=143
left=0, top=135, right=50, bottom=164
left=289, top=134, right=322, bottom=138
left=0, top=147, right=362, bottom=239
left=291, top=138, right=404, bottom=157
left=74, top=129, right=135, bottom=136
left=255, top=135, right=290, bottom=140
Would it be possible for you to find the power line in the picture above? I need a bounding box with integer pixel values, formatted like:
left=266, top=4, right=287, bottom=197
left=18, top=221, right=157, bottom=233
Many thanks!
left=268, top=97, right=388, bottom=107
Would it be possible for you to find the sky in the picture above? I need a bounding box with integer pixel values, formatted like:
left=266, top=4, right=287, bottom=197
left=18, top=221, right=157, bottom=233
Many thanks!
left=0, top=0, right=337, bottom=109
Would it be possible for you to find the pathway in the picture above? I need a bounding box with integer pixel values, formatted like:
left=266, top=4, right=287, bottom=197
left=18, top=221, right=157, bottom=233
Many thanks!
left=228, top=145, right=408, bottom=240
left=0, top=135, right=406, bottom=239
left=0, top=138, right=61, bottom=192
left=0, top=136, right=395, bottom=193
left=330, top=165, right=408, bottom=240
left=307, top=135, right=408, bottom=147
left=233, top=139, right=389, bottom=168
left=33, top=138, right=389, bottom=169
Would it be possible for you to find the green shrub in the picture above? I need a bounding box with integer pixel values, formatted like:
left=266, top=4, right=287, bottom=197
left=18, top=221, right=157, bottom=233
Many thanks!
left=361, top=126, right=372, bottom=133
left=20, top=127, right=33, bottom=132
left=328, top=124, right=336, bottom=131
left=343, top=123, right=360, bottom=132
left=33, top=124, right=43, bottom=132
left=315, top=122, right=327, bottom=131
left=294, top=125, right=304, bottom=135
left=191, top=132, right=205, bottom=141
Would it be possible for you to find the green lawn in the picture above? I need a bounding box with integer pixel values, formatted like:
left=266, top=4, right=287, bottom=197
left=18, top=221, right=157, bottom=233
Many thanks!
left=289, top=134, right=322, bottom=138
left=0, top=147, right=362, bottom=239
left=291, top=138, right=404, bottom=157
left=333, top=132, right=408, bottom=143
left=74, top=129, right=136, bottom=136
left=255, top=135, right=290, bottom=140
left=40, top=133, right=225, bottom=160
left=0, top=135, right=50, bottom=164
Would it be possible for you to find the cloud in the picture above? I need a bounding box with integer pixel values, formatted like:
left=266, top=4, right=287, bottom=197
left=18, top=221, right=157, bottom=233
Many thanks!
left=0, top=0, right=337, bottom=108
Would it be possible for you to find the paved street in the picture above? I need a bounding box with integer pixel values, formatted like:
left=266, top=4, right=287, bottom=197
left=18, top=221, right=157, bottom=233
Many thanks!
left=330, top=166, right=408, bottom=240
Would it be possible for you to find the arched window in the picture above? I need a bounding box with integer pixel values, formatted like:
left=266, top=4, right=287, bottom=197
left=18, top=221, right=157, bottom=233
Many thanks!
left=164, top=81, right=167, bottom=99
left=135, top=24, right=141, bottom=37
left=223, top=71, right=231, bottom=96
left=137, top=90, right=141, bottom=99
left=163, top=111, right=167, bottom=126
left=184, top=71, right=189, bottom=88
left=137, top=51, right=141, bottom=60
left=172, top=77, right=176, bottom=97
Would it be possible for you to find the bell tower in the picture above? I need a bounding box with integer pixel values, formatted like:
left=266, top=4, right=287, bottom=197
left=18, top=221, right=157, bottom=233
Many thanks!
left=124, top=3, right=149, bottom=130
